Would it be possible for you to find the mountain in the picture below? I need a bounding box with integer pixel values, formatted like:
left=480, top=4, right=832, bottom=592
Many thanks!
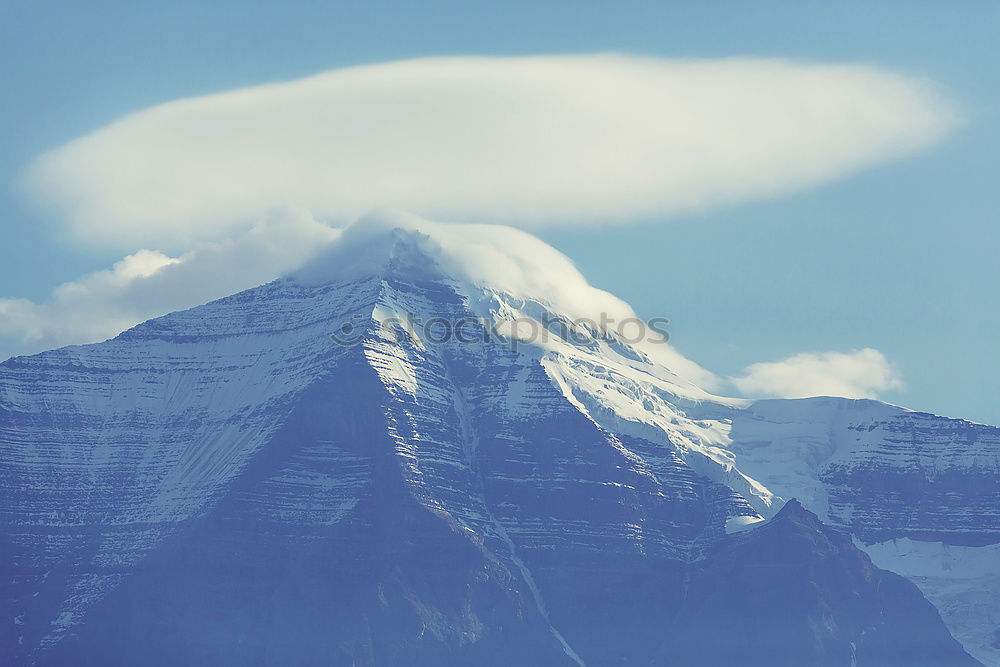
left=1, top=215, right=996, bottom=665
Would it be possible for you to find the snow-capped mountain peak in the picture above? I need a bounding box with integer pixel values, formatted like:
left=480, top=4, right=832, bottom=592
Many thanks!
left=2, top=216, right=998, bottom=665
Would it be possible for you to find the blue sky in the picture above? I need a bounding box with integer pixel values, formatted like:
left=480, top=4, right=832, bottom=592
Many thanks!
left=1, top=1, right=997, bottom=423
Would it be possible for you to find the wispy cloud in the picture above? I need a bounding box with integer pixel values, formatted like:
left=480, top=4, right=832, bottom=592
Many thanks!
left=23, top=54, right=959, bottom=249
left=729, top=348, right=904, bottom=399
left=0, top=209, right=338, bottom=358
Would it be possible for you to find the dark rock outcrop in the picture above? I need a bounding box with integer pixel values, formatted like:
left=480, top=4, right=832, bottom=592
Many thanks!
left=663, top=500, right=982, bottom=666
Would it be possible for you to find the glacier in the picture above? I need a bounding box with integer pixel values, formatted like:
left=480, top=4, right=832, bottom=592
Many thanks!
left=1, top=215, right=996, bottom=665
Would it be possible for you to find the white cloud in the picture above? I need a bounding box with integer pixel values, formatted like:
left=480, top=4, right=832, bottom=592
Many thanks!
left=729, top=348, right=904, bottom=399
left=5, top=55, right=957, bottom=383
left=23, top=54, right=959, bottom=249
left=0, top=209, right=339, bottom=359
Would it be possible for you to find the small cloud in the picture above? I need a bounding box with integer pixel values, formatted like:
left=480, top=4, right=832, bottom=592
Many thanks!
left=22, top=54, right=960, bottom=249
left=0, top=209, right=339, bottom=360
left=729, top=348, right=904, bottom=400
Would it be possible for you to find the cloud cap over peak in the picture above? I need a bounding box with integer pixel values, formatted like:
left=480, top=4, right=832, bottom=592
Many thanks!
left=23, top=54, right=959, bottom=249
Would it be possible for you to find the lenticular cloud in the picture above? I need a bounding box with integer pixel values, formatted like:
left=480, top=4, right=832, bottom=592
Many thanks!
left=24, top=54, right=958, bottom=248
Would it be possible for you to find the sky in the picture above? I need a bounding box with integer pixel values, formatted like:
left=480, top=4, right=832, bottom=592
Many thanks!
left=1, top=1, right=997, bottom=424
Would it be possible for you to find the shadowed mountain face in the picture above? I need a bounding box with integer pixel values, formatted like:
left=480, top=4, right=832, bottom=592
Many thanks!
left=664, top=501, right=981, bottom=667
left=0, top=226, right=994, bottom=665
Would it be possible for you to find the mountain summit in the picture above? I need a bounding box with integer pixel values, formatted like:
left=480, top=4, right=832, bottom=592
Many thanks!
left=2, top=217, right=997, bottom=665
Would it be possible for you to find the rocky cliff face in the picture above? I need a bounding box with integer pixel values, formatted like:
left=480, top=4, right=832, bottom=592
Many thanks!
left=1, top=223, right=995, bottom=665
left=664, top=500, right=980, bottom=667
left=725, top=398, right=1000, bottom=546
